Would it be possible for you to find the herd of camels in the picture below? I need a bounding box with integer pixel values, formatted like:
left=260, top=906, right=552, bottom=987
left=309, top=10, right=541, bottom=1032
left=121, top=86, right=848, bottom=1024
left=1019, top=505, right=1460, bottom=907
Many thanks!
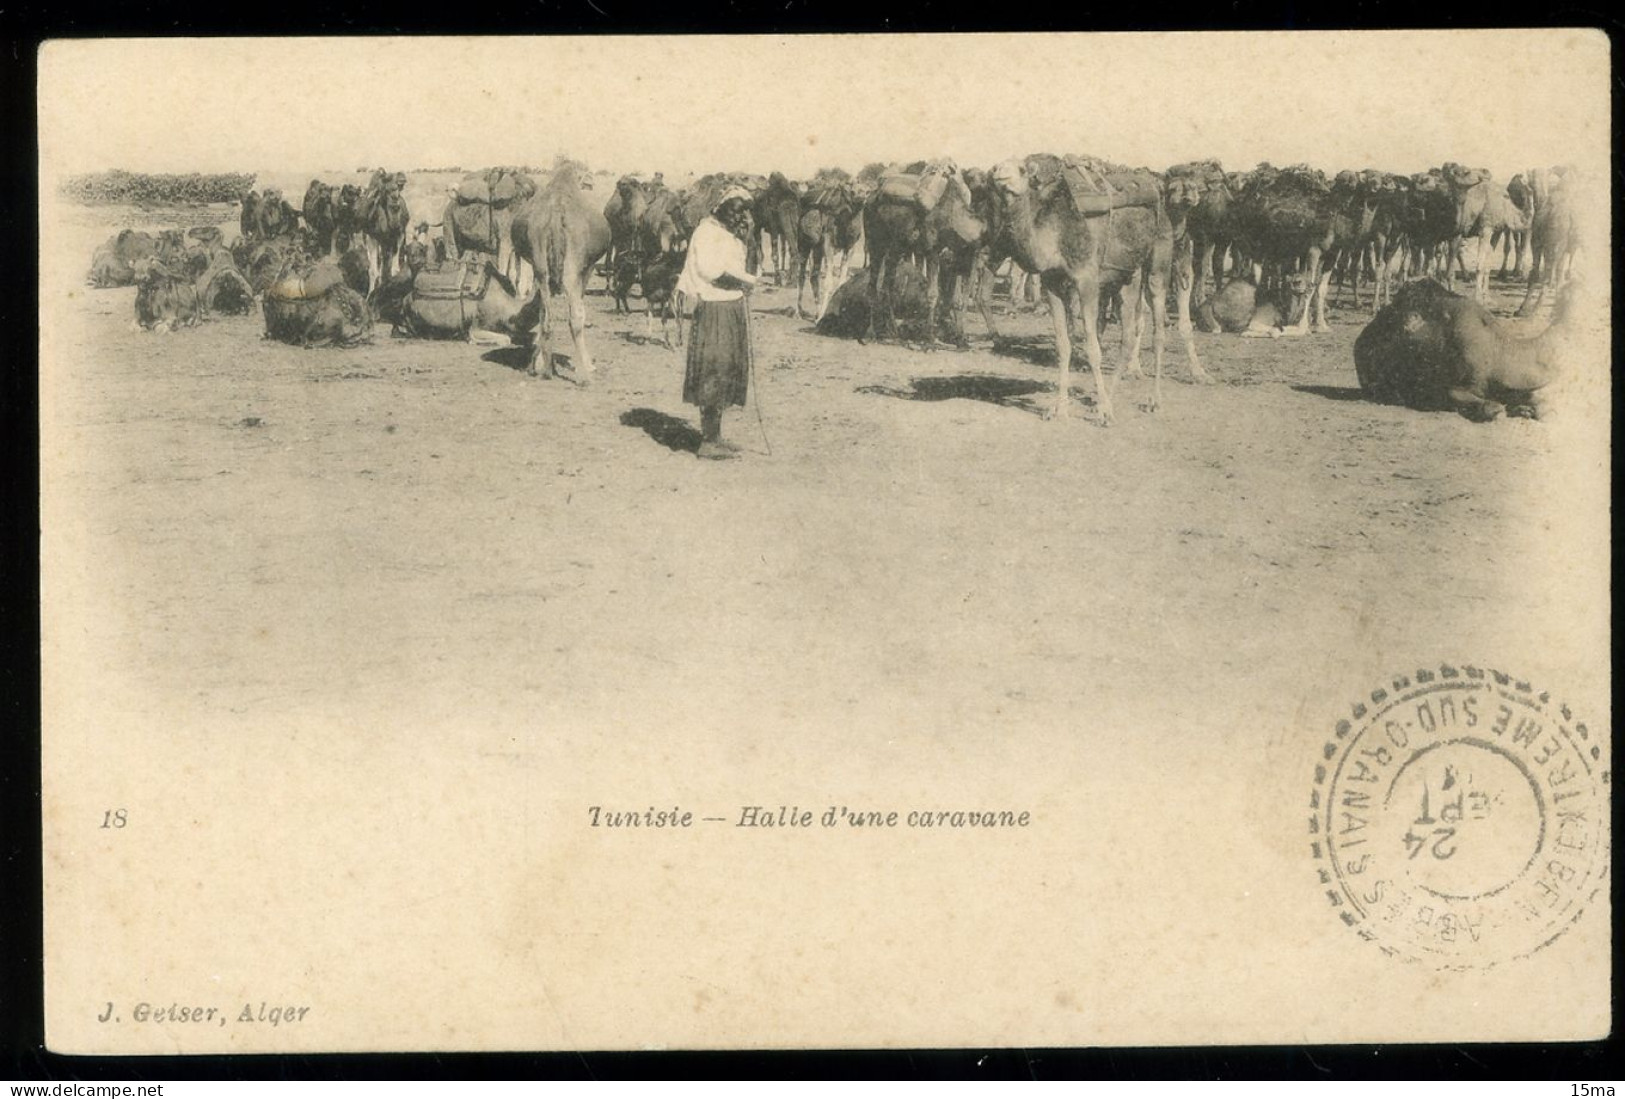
left=101, top=154, right=1587, bottom=426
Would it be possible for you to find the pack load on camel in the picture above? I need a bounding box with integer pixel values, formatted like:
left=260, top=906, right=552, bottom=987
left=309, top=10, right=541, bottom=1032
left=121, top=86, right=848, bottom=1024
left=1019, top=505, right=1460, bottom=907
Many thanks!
left=1012, top=154, right=1164, bottom=218
left=262, top=261, right=372, bottom=348
left=1354, top=277, right=1577, bottom=421
left=445, top=167, right=537, bottom=274
left=375, top=259, right=529, bottom=341
left=876, top=159, right=959, bottom=212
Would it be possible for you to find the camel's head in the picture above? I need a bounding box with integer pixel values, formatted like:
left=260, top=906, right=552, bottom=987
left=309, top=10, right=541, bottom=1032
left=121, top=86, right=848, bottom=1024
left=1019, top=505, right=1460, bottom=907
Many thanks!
left=990, top=159, right=1028, bottom=197
left=1164, top=173, right=1205, bottom=215
left=263, top=187, right=283, bottom=205
left=1444, top=163, right=1490, bottom=190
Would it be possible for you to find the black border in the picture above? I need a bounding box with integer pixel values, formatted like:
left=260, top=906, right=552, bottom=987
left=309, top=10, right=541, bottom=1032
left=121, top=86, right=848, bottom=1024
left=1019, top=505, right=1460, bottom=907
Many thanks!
left=4, top=5, right=1620, bottom=1082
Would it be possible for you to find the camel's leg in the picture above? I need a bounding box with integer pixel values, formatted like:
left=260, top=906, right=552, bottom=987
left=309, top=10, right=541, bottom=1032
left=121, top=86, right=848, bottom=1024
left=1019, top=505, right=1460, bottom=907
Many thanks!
left=920, top=255, right=941, bottom=350
left=1516, top=248, right=1545, bottom=316
left=1041, top=278, right=1073, bottom=422
left=525, top=287, right=553, bottom=379
left=823, top=246, right=847, bottom=321
left=1172, top=236, right=1204, bottom=376
left=809, top=246, right=825, bottom=324
left=564, top=267, right=594, bottom=382
left=973, top=257, right=999, bottom=342
left=1118, top=275, right=1145, bottom=379
left=1313, top=267, right=1334, bottom=333
left=1474, top=230, right=1492, bottom=302
left=862, top=253, right=885, bottom=343
left=1449, top=386, right=1506, bottom=422
left=1144, top=260, right=1171, bottom=412
left=1075, top=281, right=1113, bottom=426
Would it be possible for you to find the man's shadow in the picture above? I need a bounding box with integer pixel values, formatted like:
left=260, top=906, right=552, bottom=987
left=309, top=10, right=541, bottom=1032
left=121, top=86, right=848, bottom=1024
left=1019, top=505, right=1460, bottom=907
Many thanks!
left=620, top=408, right=702, bottom=454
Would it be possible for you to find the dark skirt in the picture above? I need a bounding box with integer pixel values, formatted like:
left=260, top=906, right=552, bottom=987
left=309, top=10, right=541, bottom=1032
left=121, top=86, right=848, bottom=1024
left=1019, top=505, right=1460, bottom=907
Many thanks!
left=683, top=298, right=750, bottom=409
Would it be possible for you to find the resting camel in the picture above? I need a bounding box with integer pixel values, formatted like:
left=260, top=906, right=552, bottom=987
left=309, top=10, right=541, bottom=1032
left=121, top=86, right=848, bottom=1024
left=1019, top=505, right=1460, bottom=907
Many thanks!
left=985, top=154, right=1205, bottom=424
left=1355, top=277, right=1580, bottom=421
left=509, top=159, right=612, bottom=383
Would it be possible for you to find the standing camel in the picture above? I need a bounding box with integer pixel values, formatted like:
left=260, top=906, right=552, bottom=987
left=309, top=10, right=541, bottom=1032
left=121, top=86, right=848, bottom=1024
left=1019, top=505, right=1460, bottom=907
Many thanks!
left=509, top=159, right=612, bottom=383
left=985, top=154, right=1204, bottom=424
left=603, top=174, right=650, bottom=294
left=357, top=169, right=410, bottom=288
left=443, top=167, right=537, bottom=287
left=795, top=172, right=864, bottom=321
left=302, top=180, right=339, bottom=258
left=1439, top=163, right=1527, bottom=304
left=861, top=160, right=995, bottom=348
left=1165, top=160, right=1236, bottom=304
left=754, top=172, right=803, bottom=287
left=1516, top=167, right=1581, bottom=316
left=1230, top=164, right=1358, bottom=336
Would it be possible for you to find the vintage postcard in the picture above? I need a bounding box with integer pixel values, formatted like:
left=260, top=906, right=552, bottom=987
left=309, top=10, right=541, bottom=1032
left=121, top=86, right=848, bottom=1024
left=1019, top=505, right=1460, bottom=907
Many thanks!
left=38, top=32, right=1610, bottom=1053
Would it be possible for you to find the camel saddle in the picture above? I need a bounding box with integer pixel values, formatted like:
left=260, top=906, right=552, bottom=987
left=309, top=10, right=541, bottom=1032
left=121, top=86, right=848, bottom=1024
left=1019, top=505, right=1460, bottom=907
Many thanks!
left=265, top=263, right=347, bottom=302
left=411, top=261, right=492, bottom=302
left=1059, top=155, right=1163, bottom=217
left=877, top=162, right=956, bottom=212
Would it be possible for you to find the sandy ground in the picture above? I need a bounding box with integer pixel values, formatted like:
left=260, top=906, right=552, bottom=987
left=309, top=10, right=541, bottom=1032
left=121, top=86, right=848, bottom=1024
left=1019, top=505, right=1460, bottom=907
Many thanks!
left=45, top=194, right=1609, bottom=738
left=38, top=193, right=1613, bottom=1050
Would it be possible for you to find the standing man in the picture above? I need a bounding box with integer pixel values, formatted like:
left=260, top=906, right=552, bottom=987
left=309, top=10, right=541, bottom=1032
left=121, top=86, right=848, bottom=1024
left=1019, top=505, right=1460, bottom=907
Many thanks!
left=676, top=187, right=759, bottom=460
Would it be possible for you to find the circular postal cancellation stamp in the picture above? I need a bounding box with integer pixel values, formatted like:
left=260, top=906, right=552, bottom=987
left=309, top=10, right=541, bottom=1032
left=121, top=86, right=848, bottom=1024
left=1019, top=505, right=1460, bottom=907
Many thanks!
left=1311, top=664, right=1610, bottom=968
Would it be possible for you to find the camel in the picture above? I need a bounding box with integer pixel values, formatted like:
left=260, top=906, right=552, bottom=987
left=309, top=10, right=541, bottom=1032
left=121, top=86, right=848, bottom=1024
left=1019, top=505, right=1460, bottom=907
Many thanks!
left=1345, top=172, right=1411, bottom=313
left=302, top=180, right=339, bottom=257
left=88, top=229, right=158, bottom=287
left=1494, top=172, right=1535, bottom=279
left=508, top=159, right=611, bottom=383
left=795, top=170, right=864, bottom=321
left=443, top=167, right=537, bottom=287
left=1438, top=163, right=1528, bottom=303
left=1194, top=274, right=1310, bottom=337
left=603, top=174, right=650, bottom=292
left=861, top=159, right=996, bottom=349
left=1355, top=276, right=1580, bottom=421
left=985, top=154, right=1205, bottom=424
left=254, top=188, right=299, bottom=241
left=1165, top=160, right=1236, bottom=305
left=637, top=184, right=690, bottom=257
left=356, top=169, right=410, bottom=289
left=754, top=172, right=803, bottom=287
left=333, top=183, right=364, bottom=253
left=374, top=260, right=530, bottom=341
left=239, top=190, right=261, bottom=242
left=1228, top=164, right=1363, bottom=336
left=1516, top=167, right=1581, bottom=317
left=1394, top=169, right=1461, bottom=282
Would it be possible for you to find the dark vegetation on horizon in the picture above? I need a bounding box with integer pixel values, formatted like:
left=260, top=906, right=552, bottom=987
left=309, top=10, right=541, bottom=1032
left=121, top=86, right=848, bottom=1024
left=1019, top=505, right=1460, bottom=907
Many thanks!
left=60, top=171, right=258, bottom=206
